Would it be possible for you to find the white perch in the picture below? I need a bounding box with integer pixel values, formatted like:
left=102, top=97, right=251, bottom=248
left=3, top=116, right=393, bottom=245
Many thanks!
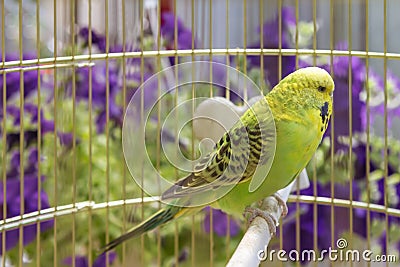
left=227, top=169, right=310, bottom=267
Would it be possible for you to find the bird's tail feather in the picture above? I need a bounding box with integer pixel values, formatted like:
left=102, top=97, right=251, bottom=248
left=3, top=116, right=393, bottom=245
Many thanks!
left=102, top=206, right=181, bottom=252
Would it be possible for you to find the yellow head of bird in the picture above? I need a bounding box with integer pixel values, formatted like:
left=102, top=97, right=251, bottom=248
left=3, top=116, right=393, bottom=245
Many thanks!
left=288, top=66, right=334, bottom=96
left=277, top=67, right=335, bottom=109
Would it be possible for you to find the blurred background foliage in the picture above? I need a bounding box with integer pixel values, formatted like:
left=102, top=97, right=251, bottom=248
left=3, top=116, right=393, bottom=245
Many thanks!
left=1, top=0, right=400, bottom=266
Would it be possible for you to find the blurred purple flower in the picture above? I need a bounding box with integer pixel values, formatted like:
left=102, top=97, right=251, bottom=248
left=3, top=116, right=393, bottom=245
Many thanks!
left=64, top=255, right=89, bottom=267
left=260, top=6, right=296, bottom=48
left=176, top=248, right=189, bottom=265
left=378, top=231, right=389, bottom=255
left=63, top=252, right=116, bottom=267
left=319, top=43, right=366, bottom=142
left=6, top=150, right=20, bottom=178
left=0, top=52, right=56, bottom=253
left=71, top=61, right=122, bottom=133
left=75, top=27, right=163, bottom=132
left=78, top=27, right=124, bottom=53
left=4, top=103, right=53, bottom=128
left=28, top=148, right=38, bottom=167
left=161, top=12, right=196, bottom=65
left=2, top=103, right=55, bottom=150
left=203, top=207, right=240, bottom=237
left=161, top=12, right=185, bottom=41
left=75, top=63, right=120, bottom=105
left=125, top=69, right=166, bottom=121
left=58, top=132, right=75, bottom=147
left=0, top=175, right=53, bottom=252
left=95, top=98, right=123, bottom=133
left=0, top=53, right=39, bottom=107
left=246, top=6, right=296, bottom=88
left=7, top=147, right=39, bottom=179
left=5, top=105, right=21, bottom=126
left=161, top=12, right=195, bottom=50
left=79, top=27, right=106, bottom=52
left=176, top=31, right=194, bottom=50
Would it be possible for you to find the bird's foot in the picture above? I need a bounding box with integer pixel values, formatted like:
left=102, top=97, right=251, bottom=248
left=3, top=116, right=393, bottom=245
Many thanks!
left=243, top=207, right=277, bottom=236
left=273, top=192, right=288, bottom=217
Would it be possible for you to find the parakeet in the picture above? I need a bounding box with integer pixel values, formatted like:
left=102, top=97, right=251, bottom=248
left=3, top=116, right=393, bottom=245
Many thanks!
left=103, top=66, right=334, bottom=251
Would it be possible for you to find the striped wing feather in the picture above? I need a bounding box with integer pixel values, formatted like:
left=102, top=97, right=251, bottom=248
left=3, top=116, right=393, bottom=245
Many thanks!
left=161, top=117, right=263, bottom=200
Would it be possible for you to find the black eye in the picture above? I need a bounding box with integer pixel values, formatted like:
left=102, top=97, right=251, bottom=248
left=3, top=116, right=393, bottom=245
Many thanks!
left=318, top=86, right=326, bottom=92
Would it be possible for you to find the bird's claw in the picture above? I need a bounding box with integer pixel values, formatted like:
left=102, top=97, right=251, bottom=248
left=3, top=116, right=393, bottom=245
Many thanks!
left=273, top=192, right=288, bottom=217
left=243, top=206, right=277, bottom=236
left=241, top=194, right=288, bottom=236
